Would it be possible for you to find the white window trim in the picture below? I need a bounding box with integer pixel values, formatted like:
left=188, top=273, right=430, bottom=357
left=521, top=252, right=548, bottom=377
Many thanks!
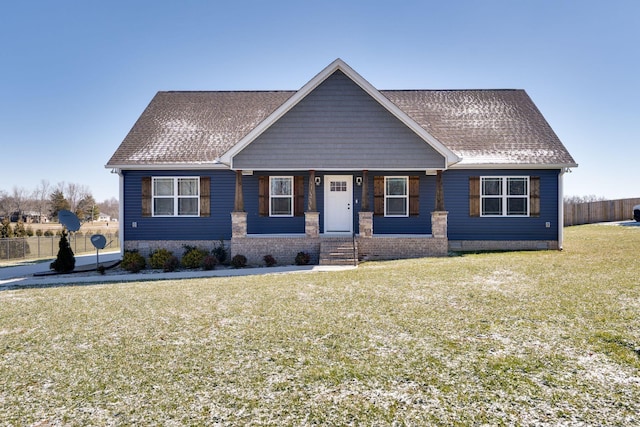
left=384, top=176, right=409, bottom=218
left=269, top=176, right=294, bottom=217
left=152, top=177, right=200, bottom=217
left=480, top=176, right=530, bottom=217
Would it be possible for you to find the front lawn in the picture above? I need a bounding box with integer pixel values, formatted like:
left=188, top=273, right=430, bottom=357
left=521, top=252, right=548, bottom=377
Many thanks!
left=1, top=225, right=639, bottom=425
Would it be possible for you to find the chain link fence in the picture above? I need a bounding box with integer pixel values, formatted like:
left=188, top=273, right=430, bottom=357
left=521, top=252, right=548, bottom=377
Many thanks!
left=0, top=232, right=120, bottom=262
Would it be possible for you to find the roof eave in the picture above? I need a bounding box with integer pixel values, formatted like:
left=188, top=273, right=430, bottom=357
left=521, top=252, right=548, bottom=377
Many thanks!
left=449, top=162, right=578, bottom=170
left=104, top=162, right=230, bottom=171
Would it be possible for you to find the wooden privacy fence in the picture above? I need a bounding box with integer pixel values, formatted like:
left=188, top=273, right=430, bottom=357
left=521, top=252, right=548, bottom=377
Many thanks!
left=564, top=198, right=640, bottom=226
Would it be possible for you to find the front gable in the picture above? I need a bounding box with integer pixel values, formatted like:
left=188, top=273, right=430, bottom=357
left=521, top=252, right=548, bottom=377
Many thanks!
left=222, top=59, right=459, bottom=171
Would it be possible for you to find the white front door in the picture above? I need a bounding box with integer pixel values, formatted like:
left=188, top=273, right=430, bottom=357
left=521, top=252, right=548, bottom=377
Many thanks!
left=324, top=175, right=353, bottom=233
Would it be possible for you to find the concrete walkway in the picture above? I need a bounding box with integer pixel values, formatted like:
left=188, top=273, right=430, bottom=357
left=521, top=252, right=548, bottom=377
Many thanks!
left=0, top=251, right=356, bottom=290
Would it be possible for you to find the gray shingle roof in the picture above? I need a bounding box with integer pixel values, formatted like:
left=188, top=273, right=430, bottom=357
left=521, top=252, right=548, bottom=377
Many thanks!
left=107, top=88, right=576, bottom=168
left=382, top=89, right=576, bottom=167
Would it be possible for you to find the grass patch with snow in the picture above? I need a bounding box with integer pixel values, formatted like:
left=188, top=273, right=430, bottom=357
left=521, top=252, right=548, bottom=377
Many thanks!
left=1, top=224, right=639, bottom=425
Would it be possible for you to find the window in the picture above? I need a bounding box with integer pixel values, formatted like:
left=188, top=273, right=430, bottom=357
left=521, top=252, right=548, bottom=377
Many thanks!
left=480, top=176, right=529, bottom=216
left=330, top=181, right=348, bottom=192
left=373, top=176, right=419, bottom=217
left=385, top=177, right=409, bottom=217
left=270, top=176, right=293, bottom=217
left=152, top=177, right=200, bottom=216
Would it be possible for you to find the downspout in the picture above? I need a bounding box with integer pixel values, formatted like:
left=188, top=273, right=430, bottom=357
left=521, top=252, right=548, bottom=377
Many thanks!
left=558, top=169, right=565, bottom=250
left=117, top=169, right=124, bottom=257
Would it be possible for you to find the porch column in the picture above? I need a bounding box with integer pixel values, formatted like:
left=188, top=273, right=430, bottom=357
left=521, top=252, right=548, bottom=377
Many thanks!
left=305, top=170, right=319, bottom=237
left=308, top=170, right=317, bottom=212
left=234, top=170, right=244, bottom=212
left=361, top=170, right=370, bottom=211
left=359, top=170, right=373, bottom=237
left=435, top=170, right=445, bottom=211
left=231, top=170, right=247, bottom=238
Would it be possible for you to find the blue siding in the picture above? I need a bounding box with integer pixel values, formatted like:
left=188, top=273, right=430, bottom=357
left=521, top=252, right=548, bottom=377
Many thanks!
left=122, top=168, right=561, bottom=242
left=244, top=171, right=435, bottom=235
left=122, top=170, right=235, bottom=241
left=368, top=173, right=435, bottom=234
left=244, top=172, right=306, bottom=234
left=444, top=169, right=560, bottom=241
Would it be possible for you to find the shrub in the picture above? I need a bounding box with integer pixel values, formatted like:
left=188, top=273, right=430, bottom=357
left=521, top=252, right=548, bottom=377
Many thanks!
left=121, top=250, right=146, bottom=273
left=50, top=229, right=76, bottom=273
left=149, top=248, right=174, bottom=269
left=26, top=226, right=34, bottom=237
left=202, top=255, right=218, bottom=270
left=181, top=246, right=209, bottom=269
left=231, top=254, right=247, bottom=269
left=163, top=255, right=180, bottom=272
left=263, top=254, right=277, bottom=267
left=212, top=239, right=228, bottom=264
left=13, top=220, right=26, bottom=238
left=35, top=229, right=43, bottom=237
left=44, top=230, right=54, bottom=237
left=295, top=251, right=311, bottom=266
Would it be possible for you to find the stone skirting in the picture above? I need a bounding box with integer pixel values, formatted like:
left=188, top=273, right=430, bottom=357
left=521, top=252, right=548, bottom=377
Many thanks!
left=124, top=240, right=227, bottom=259
left=231, top=236, right=321, bottom=266
left=448, top=240, right=559, bottom=252
left=357, top=235, right=448, bottom=261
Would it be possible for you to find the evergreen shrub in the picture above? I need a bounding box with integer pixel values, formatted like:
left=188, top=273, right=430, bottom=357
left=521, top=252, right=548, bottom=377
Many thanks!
left=212, top=239, right=228, bottom=264
left=202, top=255, right=218, bottom=270
left=263, top=254, right=277, bottom=267
left=163, top=256, right=180, bottom=272
left=231, top=254, right=247, bottom=269
left=181, top=246, right=208, bottom=269
left=149, top=248, right=174, bottom=269
left=295, top=251, right=311, bottom=265
left=50, top=230, right=75, bottom=273
left=121, top=250, right=146, bottom=273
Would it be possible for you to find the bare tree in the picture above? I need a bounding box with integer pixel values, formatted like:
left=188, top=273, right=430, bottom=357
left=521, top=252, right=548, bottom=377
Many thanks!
left=32, top=179, right=51, bottom=223
left=10, top=186, right=29, bottom=219
left=65, top=182, right=90, bottom=213
left=0, top=190, right=9, bottom=218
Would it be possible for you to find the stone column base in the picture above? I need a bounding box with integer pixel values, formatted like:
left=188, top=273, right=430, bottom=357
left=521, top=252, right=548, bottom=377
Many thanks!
left=231, top=211, right=247, bottom=238
left=431, top=211, right=448, bottom=239
left=305, top=212, right=320, bottom=237
left=359, top=211, right=373, bottom=237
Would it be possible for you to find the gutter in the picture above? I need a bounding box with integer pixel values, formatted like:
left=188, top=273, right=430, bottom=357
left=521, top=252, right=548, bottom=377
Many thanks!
left=558, top=168, right=565, bottom=250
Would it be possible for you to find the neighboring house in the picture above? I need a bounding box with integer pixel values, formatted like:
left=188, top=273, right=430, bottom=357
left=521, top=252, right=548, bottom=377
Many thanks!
left=106, top=59, right=577, bottom=265
left=97, top=213, right=112, bottom=222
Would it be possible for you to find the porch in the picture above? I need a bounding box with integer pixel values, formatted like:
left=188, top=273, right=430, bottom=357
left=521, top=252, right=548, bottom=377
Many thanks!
left=229, top=170, right=449, bottom=265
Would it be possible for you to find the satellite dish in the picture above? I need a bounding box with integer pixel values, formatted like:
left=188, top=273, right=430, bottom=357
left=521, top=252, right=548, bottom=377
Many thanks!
left=90, top=234, right=107, bottom=250
left=58, top=209, right=81, bottom=232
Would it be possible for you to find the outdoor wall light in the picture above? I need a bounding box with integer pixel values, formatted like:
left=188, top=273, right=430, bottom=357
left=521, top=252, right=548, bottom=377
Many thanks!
left=315, top=176, right=322, bottom=186
left=355, top=176, right=363, bottom=186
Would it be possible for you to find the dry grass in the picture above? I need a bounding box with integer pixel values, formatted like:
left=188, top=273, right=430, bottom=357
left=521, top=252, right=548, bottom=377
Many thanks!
left=1, top=225, right=639, bottom=425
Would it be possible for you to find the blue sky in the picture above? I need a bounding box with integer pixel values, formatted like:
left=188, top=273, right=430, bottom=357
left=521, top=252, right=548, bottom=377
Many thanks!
left=1, top=0, right=638, bottom=202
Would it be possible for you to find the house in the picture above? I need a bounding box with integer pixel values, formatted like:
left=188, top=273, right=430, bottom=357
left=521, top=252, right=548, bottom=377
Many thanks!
left=106, top=59, right=577, bottom=265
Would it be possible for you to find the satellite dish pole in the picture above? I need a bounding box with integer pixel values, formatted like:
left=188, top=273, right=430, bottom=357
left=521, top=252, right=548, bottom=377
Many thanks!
left=90, top=234, right=107, bottom=270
